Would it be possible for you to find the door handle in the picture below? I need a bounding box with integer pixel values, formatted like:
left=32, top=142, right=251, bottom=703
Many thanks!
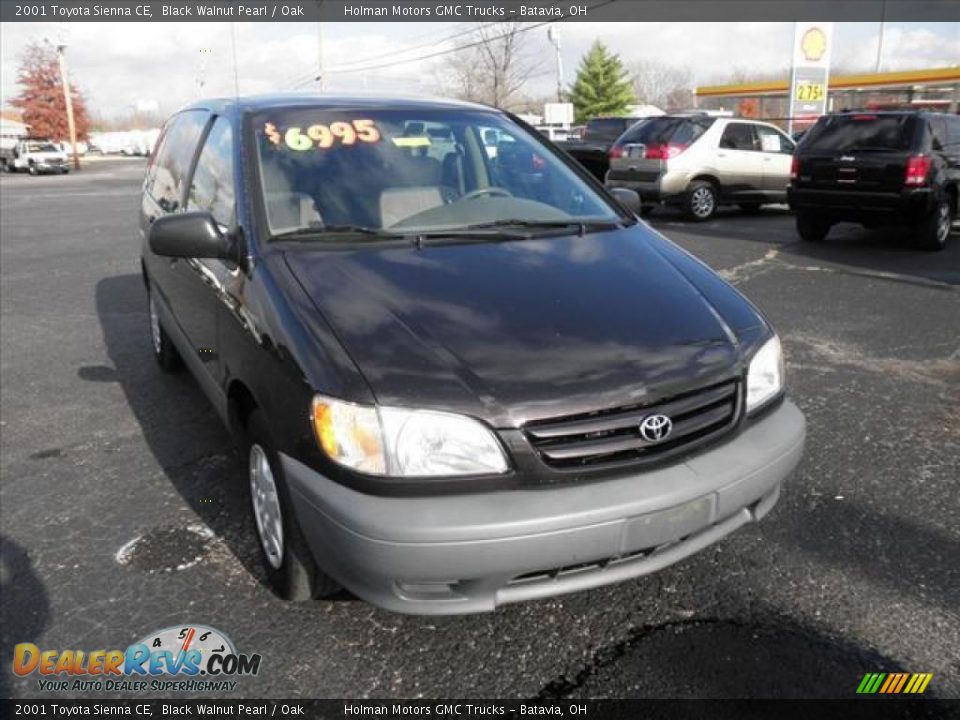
left=717, top=152, right=727, bottom=158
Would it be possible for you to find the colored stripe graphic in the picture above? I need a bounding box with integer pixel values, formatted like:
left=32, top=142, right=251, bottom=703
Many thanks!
left=858, top=672, right=932, bottom=694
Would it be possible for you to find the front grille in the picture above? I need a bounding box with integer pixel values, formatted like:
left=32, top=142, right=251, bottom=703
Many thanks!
left=524, top=379, right=741, bottom=470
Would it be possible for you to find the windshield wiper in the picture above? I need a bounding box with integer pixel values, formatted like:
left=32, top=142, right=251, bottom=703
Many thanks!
left=271, top=225, right=406, bottom=241
left=411, top=219, right=624, bottom=246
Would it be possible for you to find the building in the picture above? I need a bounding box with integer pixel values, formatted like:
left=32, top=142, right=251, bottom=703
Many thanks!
left=0, top=110, right=30, bottom=140
left=694, top=66, right=960, bottom=129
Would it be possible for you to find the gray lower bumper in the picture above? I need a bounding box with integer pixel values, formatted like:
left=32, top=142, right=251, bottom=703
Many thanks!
left=282, top=400, right=805, bottom=615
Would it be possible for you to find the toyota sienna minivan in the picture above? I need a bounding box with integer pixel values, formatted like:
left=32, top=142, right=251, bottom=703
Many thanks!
left=140, top=95, right=806, bottom=614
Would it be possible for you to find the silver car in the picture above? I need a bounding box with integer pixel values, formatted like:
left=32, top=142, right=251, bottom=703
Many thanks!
left=606, top=115, right=796, bottom=220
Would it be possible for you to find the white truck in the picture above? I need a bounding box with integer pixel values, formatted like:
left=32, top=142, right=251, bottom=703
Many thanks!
left=0, top=138, right=70, bottom=174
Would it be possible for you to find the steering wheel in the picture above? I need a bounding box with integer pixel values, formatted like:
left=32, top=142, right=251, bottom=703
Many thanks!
left=461, top=187, right=513, bottom=201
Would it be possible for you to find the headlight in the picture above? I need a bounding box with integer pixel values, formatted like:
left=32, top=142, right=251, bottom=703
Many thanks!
left=746, top=335, right=785, bottom=413
left=312, top=395, right=508, bottom=477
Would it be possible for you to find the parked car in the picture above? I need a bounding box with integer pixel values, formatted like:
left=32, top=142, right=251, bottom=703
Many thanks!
left=557, top=116, right=647, bottom=181
left=0, top=138, right=70, bottom=174
left=141, top=95, right=805, bottom=614
left=788, top=111, right=959, bottom=251
left=606, top=116, right=797, bottom=220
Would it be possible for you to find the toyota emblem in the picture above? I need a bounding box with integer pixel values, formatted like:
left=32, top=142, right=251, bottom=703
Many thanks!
left=639, top=414, right=673, bottom=442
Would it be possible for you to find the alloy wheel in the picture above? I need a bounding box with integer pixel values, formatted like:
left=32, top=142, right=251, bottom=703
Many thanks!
left=249, top=443, right=284, bottom=570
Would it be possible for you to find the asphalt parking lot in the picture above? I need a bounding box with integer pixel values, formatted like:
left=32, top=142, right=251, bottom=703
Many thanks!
left=1, top=159, right=958, bottom=700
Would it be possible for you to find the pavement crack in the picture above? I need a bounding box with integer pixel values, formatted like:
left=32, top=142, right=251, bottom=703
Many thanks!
left=718, top=249, right=780, bottom=284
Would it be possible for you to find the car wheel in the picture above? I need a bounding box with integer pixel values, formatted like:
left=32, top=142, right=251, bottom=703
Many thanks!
left=738, top=203, right=762, bottom=213
left=685, top=181, right=718, bottom=221
left=245, top=409, right=341, bottom=602
left=28, top=164, right=37, bottom=176
left=640, top=205, right=655, bottom=218
left=914, top=195, right=953, bottom=252
left=147, top=290, right=183, bottom=372
left=796, top=213, right=831, bottom=242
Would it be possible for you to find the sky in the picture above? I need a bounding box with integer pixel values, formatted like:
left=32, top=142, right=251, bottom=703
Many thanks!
left=1, top=20, right=958, bottom=120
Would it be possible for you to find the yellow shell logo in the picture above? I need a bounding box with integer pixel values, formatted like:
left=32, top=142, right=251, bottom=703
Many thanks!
left=801, top=27, right=828, bottom=62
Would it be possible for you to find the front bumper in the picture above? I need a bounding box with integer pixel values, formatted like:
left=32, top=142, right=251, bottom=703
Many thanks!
left=282, top=400, right=805, bottom=615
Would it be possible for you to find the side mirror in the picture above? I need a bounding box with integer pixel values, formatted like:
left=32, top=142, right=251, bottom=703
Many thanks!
left=610, top=187, right=642, bottom=215
left=149, top=212, right=233, bottom=260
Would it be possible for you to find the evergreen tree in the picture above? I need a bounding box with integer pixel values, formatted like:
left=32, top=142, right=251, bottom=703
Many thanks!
left=568, top=41, right=634, bottom=123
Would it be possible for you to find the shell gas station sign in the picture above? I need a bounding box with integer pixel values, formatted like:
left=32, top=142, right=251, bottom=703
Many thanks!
left=788, top=22, right=834, bottom=129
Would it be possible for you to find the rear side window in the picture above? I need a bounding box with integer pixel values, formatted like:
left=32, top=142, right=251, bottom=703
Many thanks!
left=947, top=116, right=960, bottom=151
left=147, top=110, right=209, bottom=212
left=620, top=117, right=714, bottom=146
left=720, top=123, right=758, bottom=151
left=187, top=116, right=235, bottom=227
left=929, top=117, right=948, bottom=152
left=802, top=115, right=917, bottom=153
left=755, top=124, right=795, bottom=155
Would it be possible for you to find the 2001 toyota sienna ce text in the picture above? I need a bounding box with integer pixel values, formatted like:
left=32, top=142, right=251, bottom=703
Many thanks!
left=140, top=95, right=806, bottom=615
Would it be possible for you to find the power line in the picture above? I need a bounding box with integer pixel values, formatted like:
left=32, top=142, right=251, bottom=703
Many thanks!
left=282, top=20, right=502, bottom=90
left=287, top=1, right=616, bottom=89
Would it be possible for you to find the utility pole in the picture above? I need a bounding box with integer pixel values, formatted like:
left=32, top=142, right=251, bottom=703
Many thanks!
left=874, top=0, right=887, bottom=73
left=317, top=20, right=325, bottom=90
left=547, top=25, right=563, bottom=102
left=54, top=43, right=79, bottom=171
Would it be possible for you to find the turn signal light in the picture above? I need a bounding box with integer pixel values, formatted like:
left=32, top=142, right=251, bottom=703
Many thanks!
left=904, top=156, right=931, bottom=187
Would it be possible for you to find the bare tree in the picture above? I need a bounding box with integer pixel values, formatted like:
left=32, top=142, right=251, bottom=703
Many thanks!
left=440, top=23, right=542, bottom=110
left=631, top=59, right=693, bottom=110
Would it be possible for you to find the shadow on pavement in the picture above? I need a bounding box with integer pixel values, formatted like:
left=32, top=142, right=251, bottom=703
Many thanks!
left=87, top=274, right=269, bottom=589
left=0, top=535, right=50, bottom=698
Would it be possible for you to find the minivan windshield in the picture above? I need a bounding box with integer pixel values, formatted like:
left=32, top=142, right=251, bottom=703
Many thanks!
left=252, top=108, right=621, bottom=238
left=802, top=114, right=917, bottom=153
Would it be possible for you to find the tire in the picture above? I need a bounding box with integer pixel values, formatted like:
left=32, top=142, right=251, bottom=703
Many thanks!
left=245, top=409, right=341, bottom=602
left=639, top=205, right=655, bottom=218
left=913, top=194, right=953, bottom=252
left=28, top=164, right=37, bottom=176
left=685, top=180, right=718, bottom=221
left=796, top=213, right=831, bottom=243
left=738, top=202, right=762, bottom=213
left=147, top=288, right=183, bottom=372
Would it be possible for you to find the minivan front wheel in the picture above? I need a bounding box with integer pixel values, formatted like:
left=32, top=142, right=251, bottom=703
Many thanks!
left=796, top=213, right=831, bottom=243
left=147, top=290, right=183, bottom=372
left=685, top=181, right=718, bottom=221
left=914, top=195, right=953, bottom=251
left=245, top=410, right=341, bottom=602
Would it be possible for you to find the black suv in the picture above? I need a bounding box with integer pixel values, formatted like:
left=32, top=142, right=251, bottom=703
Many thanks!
left=140, top=95, right=805, bottom=614
left=789, top=111, right=960, bottom=250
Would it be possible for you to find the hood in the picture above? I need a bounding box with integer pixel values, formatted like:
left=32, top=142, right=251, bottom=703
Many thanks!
left=284, top=227, right=757, bottom=427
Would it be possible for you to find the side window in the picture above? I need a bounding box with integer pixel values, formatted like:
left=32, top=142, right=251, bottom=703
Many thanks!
left=147, top=110, right=209, bottom=213
left=720, top=123, right=758, bottom=151
left=755, top=125, right=795, bottom=155
left=947, top=117, right=960, bottom=151
left=187, top=117, right=235, bottom=227
left=928, top=117, right=947, bottom=153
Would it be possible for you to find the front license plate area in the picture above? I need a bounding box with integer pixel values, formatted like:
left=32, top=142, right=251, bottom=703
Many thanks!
left=621, top=495, right=714, bottom=552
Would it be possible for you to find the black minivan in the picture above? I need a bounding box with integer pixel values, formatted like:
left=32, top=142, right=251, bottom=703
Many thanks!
left=140, top=95, right=805, bottom=614
left=789, top=111, right=960, bottom=250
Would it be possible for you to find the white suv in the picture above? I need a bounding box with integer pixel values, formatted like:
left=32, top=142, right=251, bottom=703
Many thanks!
left=606, top=115, right=796, bottom=220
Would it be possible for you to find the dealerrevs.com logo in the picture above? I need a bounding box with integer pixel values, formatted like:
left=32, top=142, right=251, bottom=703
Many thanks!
left=13, top=624, right=261, bottom=693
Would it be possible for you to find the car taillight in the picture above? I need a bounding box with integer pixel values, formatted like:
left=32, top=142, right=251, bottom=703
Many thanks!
left=645, top=144, right=688, bottom=160
left=608, top=145, right=625, bottom=159
left=790, top=155, right=800, bottom=181
left=904, top=156, right=931, bottom=187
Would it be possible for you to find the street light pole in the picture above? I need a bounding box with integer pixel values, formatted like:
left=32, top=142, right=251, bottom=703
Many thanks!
left=55, top=44, right=80, bottom=171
